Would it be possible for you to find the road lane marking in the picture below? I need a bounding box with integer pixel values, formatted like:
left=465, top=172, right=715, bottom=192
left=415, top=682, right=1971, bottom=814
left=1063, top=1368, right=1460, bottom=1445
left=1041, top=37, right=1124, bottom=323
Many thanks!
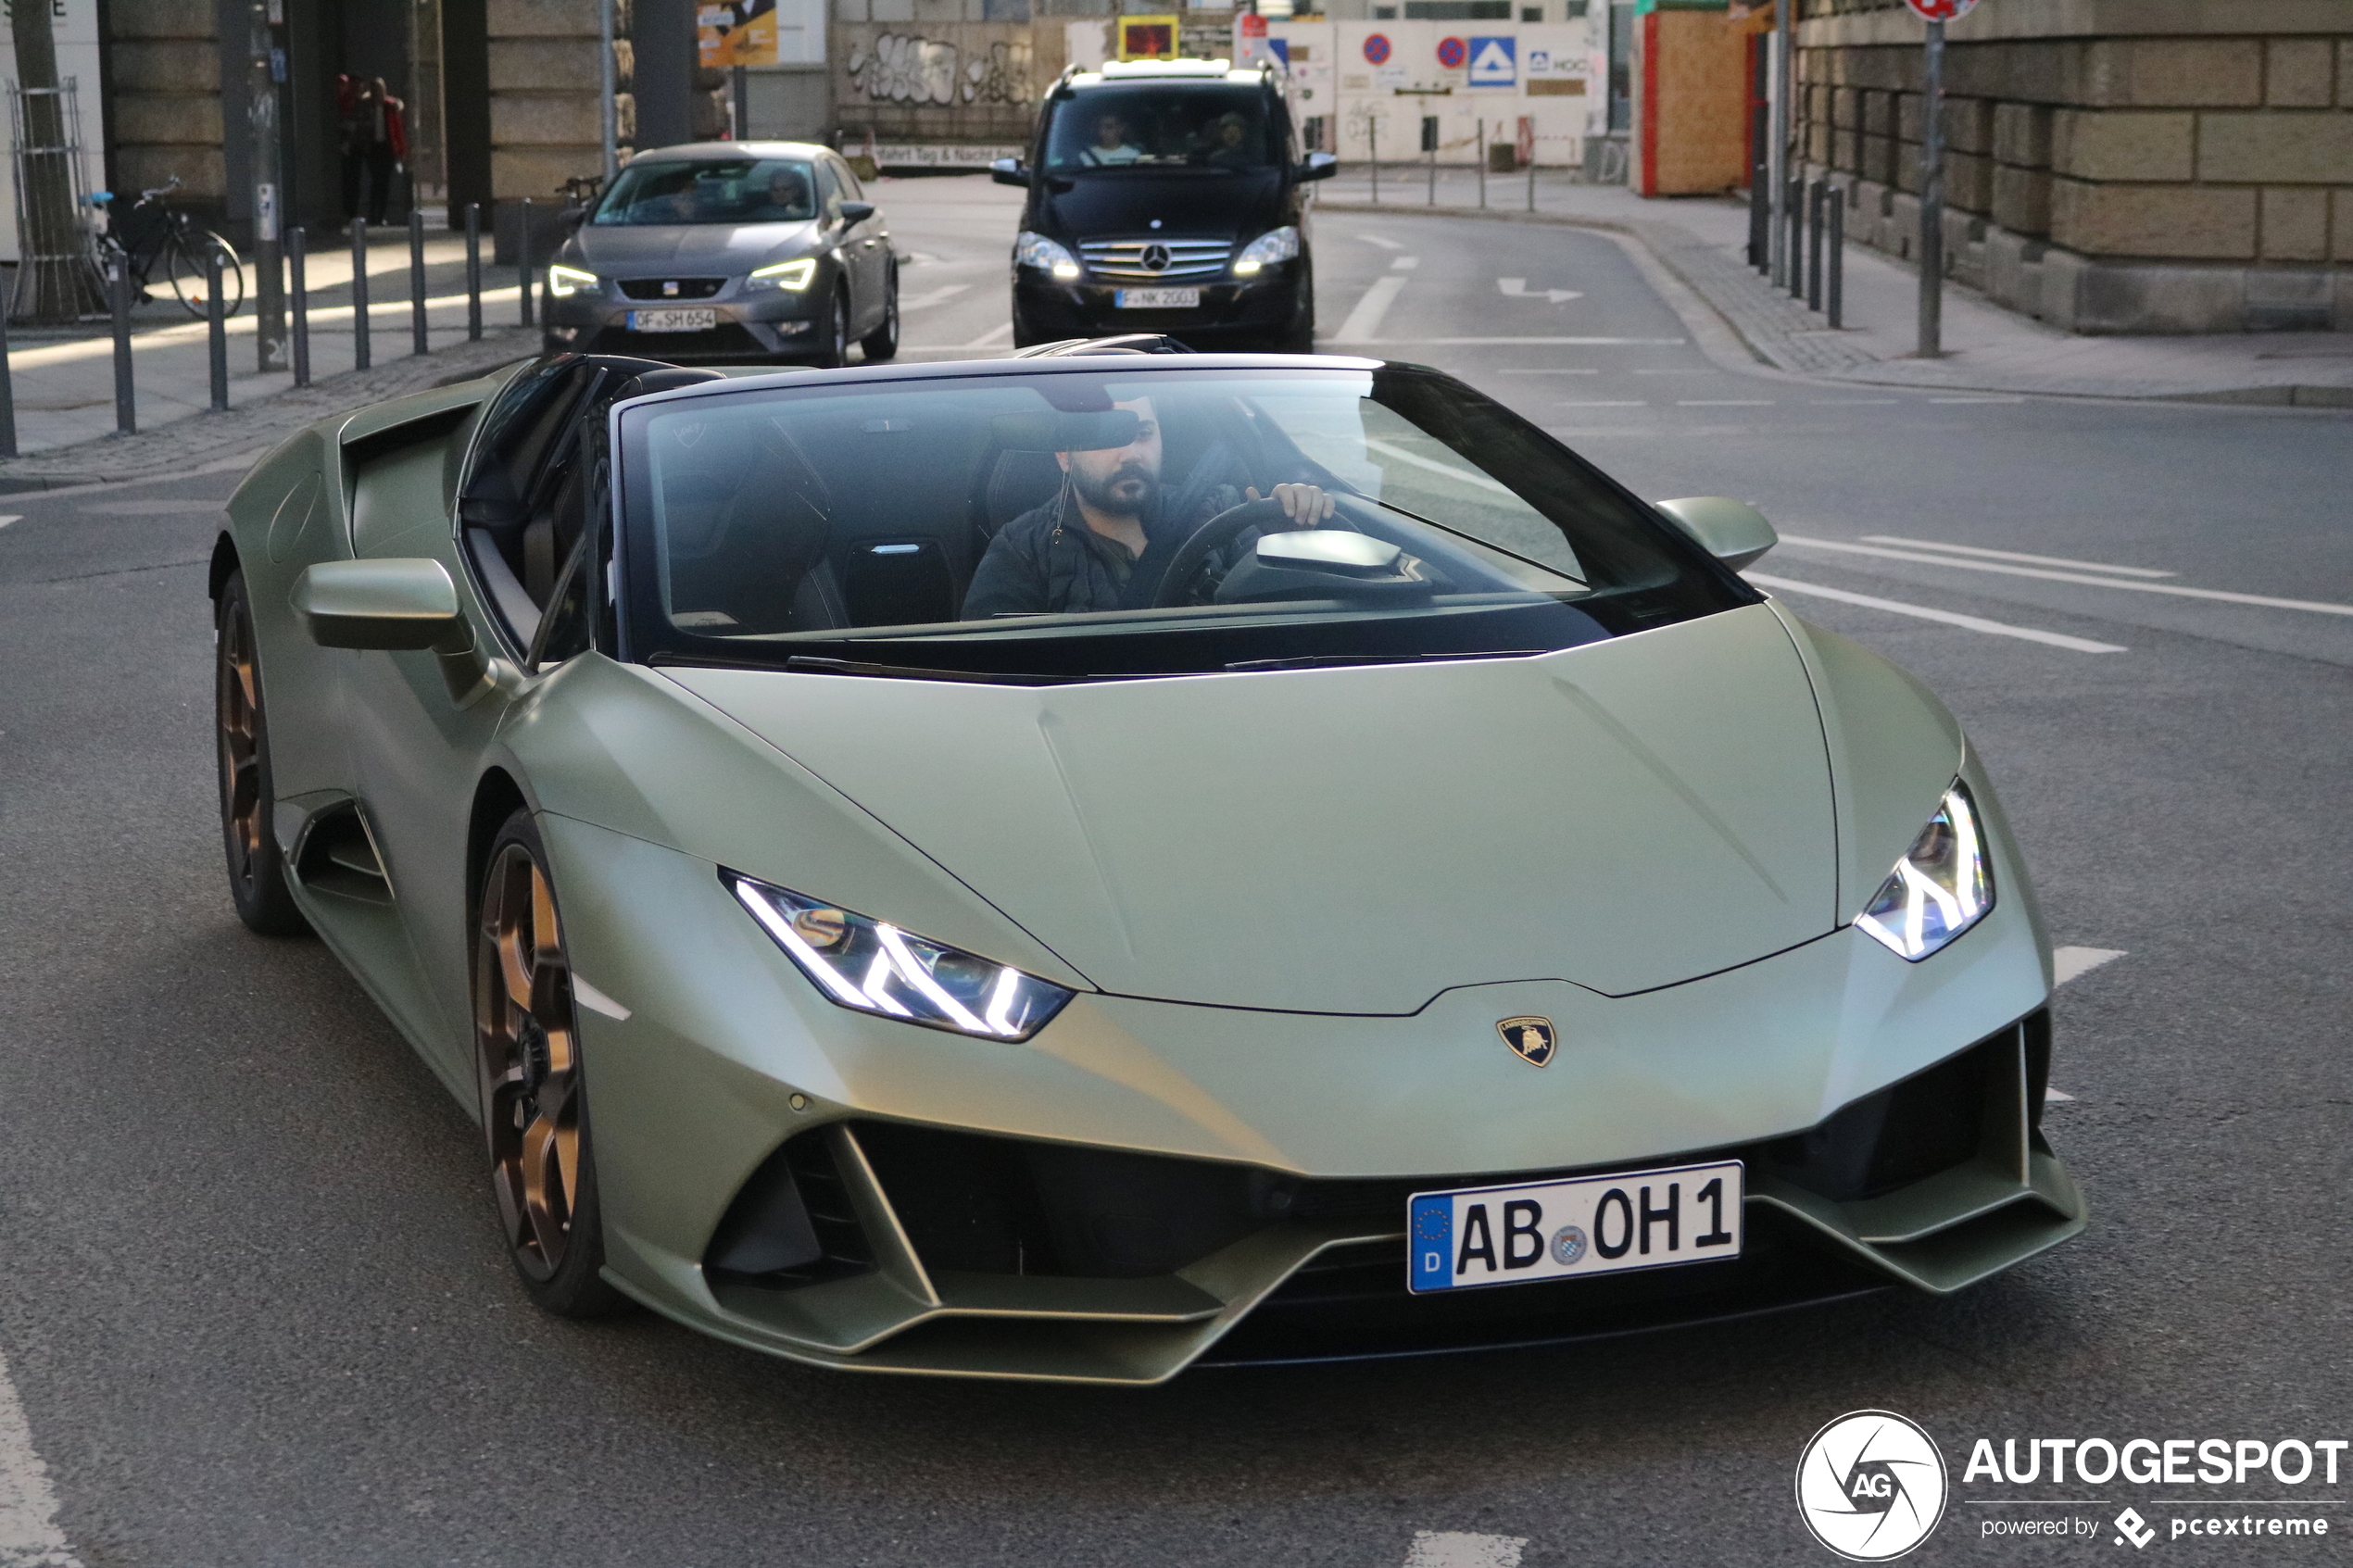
left=572, top=976, right=633, bottom=1021
left=2054, top=947, right=2127, bottom=985
left=1558, top=400, right=1646, bottom=408
left=1390, top=255, right=1421, bottom=270
left=961, top=321, right=1014, bottom=348
left=1496, top=277, right=1581, bottom=303
left=895, top=282, right=973, bottom=310
left=1777, top=534, right=2353, bottom=616
left=1375, top=335, right=1686, bottom=345
left=1930, top=395, right=2025, bottom=403
left=1677, top=399, right=1774, bottom=407
left=1404, top=1532, right=1527, bottom=1568
left=1810, top=397, right=1901, bottom=404
left=0, top=1344, right=81, bottom=1567
left=1494, top=368, right=1598, bottom=375
left=1329, top=273, right=1408, bottom=343
left=1354, top=233, right=1405, bottom=249
left=1860, top=535, right=2175, bottom=578
left=0, top=517, right=19, bottom=530
left=1748, top=573, right=2127, bottom=652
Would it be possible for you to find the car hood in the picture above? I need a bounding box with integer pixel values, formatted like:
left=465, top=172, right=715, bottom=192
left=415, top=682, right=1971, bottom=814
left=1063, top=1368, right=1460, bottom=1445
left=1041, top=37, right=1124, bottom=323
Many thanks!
left=562, top=220, right=820, bottom=271
left=1033, top=169, right=1283, bottom=244
left=658, top=603, right=1840, bottom=1013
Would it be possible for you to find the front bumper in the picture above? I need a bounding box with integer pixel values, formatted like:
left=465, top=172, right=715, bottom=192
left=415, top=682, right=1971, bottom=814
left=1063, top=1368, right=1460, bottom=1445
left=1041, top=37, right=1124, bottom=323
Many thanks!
left=543, top=283, right=824, bottom=361
left=1013, top=261, right=1307, bottom=346
left=539, top=810, right=2085, bottom=1386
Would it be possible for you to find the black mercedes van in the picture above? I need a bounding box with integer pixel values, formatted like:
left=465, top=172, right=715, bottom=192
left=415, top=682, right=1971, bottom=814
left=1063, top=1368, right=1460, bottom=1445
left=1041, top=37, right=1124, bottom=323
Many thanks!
left=992, top=58, right=1337, bottom=352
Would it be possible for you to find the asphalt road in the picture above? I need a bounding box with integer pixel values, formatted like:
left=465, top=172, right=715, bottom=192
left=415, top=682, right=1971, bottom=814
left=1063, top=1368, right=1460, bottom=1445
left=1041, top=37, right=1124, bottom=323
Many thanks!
left=1, top=177, right=2348, bottom=1567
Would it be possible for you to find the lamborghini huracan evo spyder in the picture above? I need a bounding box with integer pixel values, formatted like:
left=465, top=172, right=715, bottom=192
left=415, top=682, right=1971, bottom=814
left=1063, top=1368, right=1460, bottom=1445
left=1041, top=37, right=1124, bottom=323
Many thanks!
left=208, top=344, right=2083, bottom=1383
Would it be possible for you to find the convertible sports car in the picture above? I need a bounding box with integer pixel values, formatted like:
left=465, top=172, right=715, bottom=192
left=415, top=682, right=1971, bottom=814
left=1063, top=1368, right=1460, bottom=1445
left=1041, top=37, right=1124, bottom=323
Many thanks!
left=210, top=343, right=2084, bottom=1383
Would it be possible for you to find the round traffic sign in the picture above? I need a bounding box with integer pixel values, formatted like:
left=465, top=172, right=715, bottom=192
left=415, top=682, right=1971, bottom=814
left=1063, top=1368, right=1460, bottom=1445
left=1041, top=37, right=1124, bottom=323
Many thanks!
left=1902, top=0, right=1978, bottom=19
left=1363, top=32, right=1391, bottom=65
left=1436, top=35, right=1466, bottom=69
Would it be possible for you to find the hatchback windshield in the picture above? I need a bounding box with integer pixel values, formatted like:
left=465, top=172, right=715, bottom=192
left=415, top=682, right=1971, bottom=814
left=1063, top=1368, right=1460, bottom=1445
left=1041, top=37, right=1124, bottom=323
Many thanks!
left=591, top=158, right=816, bottom=226
left=614, top=366, right=1752, bottom=682
left=1042, top=86, right=1276, bottom=171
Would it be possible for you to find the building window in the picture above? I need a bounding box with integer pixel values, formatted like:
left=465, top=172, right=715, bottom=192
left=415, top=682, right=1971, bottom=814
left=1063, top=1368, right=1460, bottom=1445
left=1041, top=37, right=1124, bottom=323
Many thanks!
left=1403, top=1, right=1514, bottom=18
left=1521, top=6, right=1543, bottom=19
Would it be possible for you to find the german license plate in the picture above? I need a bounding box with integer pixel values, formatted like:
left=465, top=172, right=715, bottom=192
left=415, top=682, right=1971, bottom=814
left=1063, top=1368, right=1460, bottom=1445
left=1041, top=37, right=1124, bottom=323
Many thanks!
left=1407, top=1159, right=1743, bottom=1293
left=1114, top=287, right=1200, bottom=309
left=628, top=307, right=717, bottom=332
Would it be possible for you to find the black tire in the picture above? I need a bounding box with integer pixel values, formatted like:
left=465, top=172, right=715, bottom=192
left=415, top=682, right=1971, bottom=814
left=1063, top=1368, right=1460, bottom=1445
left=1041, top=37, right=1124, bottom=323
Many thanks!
left=473, top=809, right=631, bottom=1319
left=812, top=288, right=850, bottom=369
left=1273, top=259, right=1316, bottom=354
left=1010, top=302, right=1039, bottom=350
left=215, top=569, right=311, bottom=937
left=167, top=229, right=245, bottom=319
left=860, top=265, right=900, bottom=361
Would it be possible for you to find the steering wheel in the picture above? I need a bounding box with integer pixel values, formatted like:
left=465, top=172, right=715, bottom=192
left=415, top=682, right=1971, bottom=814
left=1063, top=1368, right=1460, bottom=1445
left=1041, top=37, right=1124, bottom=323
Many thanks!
left=1147, top=496, right=1298, bottom=608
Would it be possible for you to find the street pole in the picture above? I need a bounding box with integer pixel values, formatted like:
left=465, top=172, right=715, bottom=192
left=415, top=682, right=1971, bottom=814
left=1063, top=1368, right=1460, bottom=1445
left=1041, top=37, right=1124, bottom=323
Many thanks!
left=1917, top=17, right=1944, bottom=357
left=248, top=0, right=286, bottom=372
left=598, top=0, right=619, bottom=184
left=1768, top=0, right=1789, bottom=289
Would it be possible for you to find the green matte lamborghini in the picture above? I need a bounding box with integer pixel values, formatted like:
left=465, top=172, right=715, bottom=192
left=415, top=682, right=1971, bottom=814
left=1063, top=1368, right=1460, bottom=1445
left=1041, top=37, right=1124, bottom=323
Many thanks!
left=208, top=342, right=2083, bottom=1383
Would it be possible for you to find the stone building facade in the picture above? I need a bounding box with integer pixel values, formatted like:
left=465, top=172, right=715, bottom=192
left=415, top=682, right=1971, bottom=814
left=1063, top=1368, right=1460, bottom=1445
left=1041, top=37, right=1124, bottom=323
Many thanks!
left=1794, top=0, right=2353, bottom=332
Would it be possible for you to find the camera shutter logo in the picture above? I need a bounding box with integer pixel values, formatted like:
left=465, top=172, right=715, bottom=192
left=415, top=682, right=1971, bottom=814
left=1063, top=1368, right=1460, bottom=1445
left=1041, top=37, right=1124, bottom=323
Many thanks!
left=1794, top=1411, right=1948, bottom=1561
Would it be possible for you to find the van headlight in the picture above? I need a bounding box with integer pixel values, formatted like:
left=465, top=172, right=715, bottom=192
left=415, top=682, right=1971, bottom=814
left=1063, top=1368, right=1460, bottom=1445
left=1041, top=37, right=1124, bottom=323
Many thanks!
left=1233, top=226, right=1300, bottom=276
left=1854, top=782, right=1994, bottom=961
left=728, top=872, right=1076, bottom=1041
left=745, top=257, right=817, bottom=293
left=1015, top=232, right=1082, bottom=280
left=547, top=264, right=599, bottom=297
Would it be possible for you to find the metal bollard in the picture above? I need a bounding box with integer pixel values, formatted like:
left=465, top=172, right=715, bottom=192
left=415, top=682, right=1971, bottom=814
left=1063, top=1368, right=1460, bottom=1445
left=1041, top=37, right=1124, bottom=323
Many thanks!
left=1528, top=143, right=1536, bottom=212
left=1786, top=177, right=1805, bottom=300
left=1806, top=180, right=1825, bottom=312
left=352, top=222, right=371, bottom=371
left=207, top=245, right=229, bottom=409
left=1749, top=161, right=1769, bottom=272
left=409, top=208, right=429, bottom=356
left=1827, top=192, right=1844, bottom=329
left=109, top=257, right=135, bottom=434
left=1477, top=119, right=1486, bottom=209
left=1369, top=125, right=1378, bottom=206
left=464, top=203, right=483, bottom=341
left=519, top=197, right=535, bottom=328
left=289, top=226, right=310, bottom=386
left=0, top=297, right=17, bottom=458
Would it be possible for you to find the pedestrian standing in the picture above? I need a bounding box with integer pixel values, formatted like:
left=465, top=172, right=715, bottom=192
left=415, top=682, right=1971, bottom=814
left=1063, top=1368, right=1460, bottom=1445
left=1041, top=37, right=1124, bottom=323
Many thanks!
left=341, top=76, right=409, bottom=232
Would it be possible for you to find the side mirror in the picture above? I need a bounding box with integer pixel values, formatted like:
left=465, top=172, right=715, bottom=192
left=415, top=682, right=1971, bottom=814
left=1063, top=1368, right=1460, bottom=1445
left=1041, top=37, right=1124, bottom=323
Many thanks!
left=1654, top=496, right=1778, bottom=571
left=1296, top=151, right=1339, bottom=182
left=989, top=157, right=1031, bottom=188
left=838, top=200, right=876, bottom=225
left=293, top=558, right=496, bottom=703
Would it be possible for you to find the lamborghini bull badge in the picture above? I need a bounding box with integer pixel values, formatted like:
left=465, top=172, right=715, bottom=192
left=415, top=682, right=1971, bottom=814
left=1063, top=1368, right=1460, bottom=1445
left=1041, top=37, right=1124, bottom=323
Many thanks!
left=1498, top=1016, right=1557, bottom=1067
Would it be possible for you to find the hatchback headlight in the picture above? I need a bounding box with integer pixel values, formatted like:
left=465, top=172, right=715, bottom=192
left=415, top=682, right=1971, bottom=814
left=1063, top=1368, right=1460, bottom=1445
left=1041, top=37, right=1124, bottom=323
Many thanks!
left=745, top=257, right=817, bottom=293
left=729, top=872, right=1076, bottom=1041
left=1233, top=225, right=1300, bottom=276
left=1014, top=232, right=1082, bottom=280
left=1854, top=782, right=1994, bottom=961
left=547, top=264, right=599, bottom=297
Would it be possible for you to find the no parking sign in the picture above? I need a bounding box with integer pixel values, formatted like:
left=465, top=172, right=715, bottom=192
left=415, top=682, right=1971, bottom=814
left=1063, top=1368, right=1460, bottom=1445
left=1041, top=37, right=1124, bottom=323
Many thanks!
left=1436, top=36, right=1466, bottom=69
left=1363, top=32, right=1391, bottom=65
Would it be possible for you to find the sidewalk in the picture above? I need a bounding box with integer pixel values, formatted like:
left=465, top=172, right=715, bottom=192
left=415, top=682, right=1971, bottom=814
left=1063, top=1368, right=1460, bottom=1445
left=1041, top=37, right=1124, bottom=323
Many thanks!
left=1318, top=169, right=2353, bottom=407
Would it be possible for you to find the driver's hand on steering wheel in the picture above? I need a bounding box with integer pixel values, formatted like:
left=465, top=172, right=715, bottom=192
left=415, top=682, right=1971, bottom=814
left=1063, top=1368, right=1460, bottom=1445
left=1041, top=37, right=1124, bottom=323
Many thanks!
left=1246, top=483, right=1336, bottom=526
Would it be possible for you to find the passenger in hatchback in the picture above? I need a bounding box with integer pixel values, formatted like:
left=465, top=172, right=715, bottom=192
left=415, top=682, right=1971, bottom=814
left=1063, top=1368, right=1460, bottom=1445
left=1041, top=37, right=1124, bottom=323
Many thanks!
left=962, top=395, right=1334, bottom=619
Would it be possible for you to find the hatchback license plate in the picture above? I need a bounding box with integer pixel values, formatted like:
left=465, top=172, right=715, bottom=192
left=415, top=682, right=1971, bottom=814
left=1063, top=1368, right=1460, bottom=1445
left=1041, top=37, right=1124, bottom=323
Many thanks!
left=1114, top=287, right=1199, bottom=309
left=1407, top=1159, right=1743, bottom=1293
left=628, top=307, right=717, bottom=332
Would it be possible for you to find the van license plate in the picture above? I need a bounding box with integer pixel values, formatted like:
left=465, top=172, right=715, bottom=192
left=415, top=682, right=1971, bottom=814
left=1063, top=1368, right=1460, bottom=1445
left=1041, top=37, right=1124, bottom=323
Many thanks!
left=1407, top=1160, right=1743, bottom=1293
left=628, top=307, right=717, bottom=332
left=1114, top=287, right=1199, bottom=309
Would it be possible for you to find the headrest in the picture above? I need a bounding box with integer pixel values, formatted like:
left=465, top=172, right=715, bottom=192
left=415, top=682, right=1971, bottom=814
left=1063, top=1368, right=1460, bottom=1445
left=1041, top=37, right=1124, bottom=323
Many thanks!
left=985, top=449, right=1065, bottom=534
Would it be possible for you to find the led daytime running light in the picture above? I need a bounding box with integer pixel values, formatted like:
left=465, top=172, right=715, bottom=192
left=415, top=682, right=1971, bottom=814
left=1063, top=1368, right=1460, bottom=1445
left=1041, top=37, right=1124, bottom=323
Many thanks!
left=1854, top=782, right=1994, bottom=961
left=547, top=264, right=599, bottom=297
left=749, top=257, right=817, bottom=292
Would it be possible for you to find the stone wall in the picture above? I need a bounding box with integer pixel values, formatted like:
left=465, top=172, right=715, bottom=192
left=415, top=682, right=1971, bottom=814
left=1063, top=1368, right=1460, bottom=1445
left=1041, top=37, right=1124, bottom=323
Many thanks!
left=106, top=0, right=225, bottom=215
left=1794, top=0, right=2353, bottom=332
left=489, top=0, right=635, bottom=214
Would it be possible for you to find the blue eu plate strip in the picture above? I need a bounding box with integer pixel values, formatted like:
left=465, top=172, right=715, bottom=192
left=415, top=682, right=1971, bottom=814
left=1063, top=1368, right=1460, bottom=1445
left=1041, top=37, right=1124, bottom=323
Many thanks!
left=1409, top=1196, right=1453, bottom=1292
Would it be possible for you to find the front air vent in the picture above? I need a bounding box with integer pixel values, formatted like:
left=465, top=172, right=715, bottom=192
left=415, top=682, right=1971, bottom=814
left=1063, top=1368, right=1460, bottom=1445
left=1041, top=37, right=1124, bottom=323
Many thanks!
left=704, top=1129, right=875, bottom=1289
left=293, top=802, right=392, bottom=906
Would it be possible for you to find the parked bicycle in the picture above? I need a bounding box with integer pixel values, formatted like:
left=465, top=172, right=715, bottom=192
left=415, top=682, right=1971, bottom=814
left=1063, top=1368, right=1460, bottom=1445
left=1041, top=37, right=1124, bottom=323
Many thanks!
left=87, top=175, right=245, bottom=319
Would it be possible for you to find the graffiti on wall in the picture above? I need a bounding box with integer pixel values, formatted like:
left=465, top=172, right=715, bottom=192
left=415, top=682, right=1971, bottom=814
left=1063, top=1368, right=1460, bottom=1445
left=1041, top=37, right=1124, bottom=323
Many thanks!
left=845, top=32, right=1035, bottom=106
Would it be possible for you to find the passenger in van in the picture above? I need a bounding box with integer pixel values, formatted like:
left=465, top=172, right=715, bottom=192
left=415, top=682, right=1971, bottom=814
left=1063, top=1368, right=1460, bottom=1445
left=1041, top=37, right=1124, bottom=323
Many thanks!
left=1202, top=111, right=1258, bottom=168
left=962, top=395, right=1334, bottom=619
left=1081, top=113, right=1145, bottom=166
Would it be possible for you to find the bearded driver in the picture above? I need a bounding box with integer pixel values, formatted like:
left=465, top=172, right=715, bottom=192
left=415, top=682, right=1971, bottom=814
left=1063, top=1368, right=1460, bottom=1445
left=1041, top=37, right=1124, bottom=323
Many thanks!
left=962, top=395, right=1334, bottom=619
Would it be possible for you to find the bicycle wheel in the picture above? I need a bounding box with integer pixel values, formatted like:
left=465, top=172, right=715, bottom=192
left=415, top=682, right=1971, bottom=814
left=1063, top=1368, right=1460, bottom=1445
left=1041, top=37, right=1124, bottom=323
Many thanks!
left=166, top=230, right=245, bottom=318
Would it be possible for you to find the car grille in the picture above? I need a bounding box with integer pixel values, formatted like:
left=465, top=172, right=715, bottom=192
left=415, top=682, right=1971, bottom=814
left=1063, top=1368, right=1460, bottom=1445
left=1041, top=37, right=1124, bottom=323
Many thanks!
left=1078, top=238, right=1232, bottom=281
left=618, top=277, right=726, bottom=299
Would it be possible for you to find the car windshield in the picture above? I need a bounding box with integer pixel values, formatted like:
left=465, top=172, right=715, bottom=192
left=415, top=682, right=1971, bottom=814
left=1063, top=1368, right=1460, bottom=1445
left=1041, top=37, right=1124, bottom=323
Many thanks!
left=613, top=365, right=1755, bottom=682
left=590, top=158, right=816, bottom=225
left=1042, top=86, right=1276, bottom=171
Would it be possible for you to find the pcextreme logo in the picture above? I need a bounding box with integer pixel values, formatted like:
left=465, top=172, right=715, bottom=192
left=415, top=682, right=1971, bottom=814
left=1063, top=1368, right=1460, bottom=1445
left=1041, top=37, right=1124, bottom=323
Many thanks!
left=1795, top=1411, right=1951, bottom=1561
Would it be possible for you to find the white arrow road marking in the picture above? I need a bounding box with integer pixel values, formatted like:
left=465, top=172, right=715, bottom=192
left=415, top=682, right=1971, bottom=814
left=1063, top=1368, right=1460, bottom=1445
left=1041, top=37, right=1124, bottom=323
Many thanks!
left=1404, top=1532, right=1527, bottom=1568
left=1747, top=573, right=2128, bottom=653
left=2054, top=947, right=2127, bottom=985
left=0, top=517, right=19, bottom=530
left=1777, top=534, right=2353, bottom=616
left=895, top=282, right=973, bottom=310
left=0, top=1345, right=80, bottom=1568
left=1497, top=277, right=1582, bottom=304
left=1861, top=535, right=2176, bottom=579
left=1330, top=273, right=1408, bottom=344
left=1390, top=255, right=1421, bottom=270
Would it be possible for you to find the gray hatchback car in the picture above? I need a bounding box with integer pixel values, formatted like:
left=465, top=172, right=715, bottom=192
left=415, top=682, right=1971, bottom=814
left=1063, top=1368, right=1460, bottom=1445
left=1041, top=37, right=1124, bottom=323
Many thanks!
left=540, top=141, right=900, bottom=367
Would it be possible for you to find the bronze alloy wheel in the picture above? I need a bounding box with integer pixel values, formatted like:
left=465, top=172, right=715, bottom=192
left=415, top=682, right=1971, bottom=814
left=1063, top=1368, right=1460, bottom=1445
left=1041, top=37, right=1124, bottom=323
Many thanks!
left=473, top=810, right=626, bottom=1315
left=214, top=569, right=308, bottom=935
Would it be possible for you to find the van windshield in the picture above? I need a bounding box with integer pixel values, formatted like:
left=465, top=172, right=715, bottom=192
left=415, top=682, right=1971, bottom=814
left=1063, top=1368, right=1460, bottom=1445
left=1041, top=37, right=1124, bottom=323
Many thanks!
left=613, top=365, right=1755, bottom=684
left=1042, top=86, right=1276, bottom=171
